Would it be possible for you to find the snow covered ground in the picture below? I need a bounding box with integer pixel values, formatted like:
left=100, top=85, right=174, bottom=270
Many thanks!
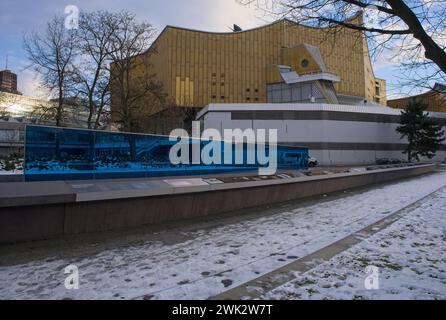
left=263, top=187, right=446, bottom=300
left=1, top=171, right=446, bottom=300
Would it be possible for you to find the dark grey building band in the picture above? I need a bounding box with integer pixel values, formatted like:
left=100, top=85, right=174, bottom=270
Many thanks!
left=279, top=142, right=446, bottom=151
left=231, top=110, right=446, bottom=126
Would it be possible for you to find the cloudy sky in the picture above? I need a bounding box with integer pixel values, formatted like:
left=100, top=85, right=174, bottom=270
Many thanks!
left=0, top=0, right=405, bottom=98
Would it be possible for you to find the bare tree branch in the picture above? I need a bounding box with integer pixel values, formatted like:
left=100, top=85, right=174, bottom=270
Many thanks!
left=238, top=0, right=446, bottom=93
left=108, top=12, right=167, bottom=133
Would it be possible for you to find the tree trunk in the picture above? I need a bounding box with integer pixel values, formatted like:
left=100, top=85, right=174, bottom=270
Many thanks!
left=94, top=105, right=104, bottom=129
left=87, top=99, right=94, bottom=129
left=56, top=97, right=63, bottom=127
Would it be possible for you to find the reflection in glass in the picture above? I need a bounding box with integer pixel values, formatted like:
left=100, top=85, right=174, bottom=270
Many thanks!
left=25, top=125, right=309, bottom=181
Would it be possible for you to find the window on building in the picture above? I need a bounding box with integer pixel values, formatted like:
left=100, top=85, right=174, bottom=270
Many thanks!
left=301, top=84, right=311, bottom=100
left=282, top=88, right=291, bottom=102
left=267, top=82, right=328, bottom=103
left=272, top=90, right=281, bottom=103
left=291, top=86, right=301, bottom=101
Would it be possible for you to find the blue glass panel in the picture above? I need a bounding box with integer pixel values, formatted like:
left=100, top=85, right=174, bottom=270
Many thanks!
left=24, top=125, right=309, bottom=181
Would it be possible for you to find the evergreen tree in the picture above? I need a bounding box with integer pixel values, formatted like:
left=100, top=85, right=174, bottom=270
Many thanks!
left=397, top=100, right=445, bottom=162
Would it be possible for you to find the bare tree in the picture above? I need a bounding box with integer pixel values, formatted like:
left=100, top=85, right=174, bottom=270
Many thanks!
left=23, top=11, right=165, bottom=131
left=24, top=15, right=77, bottom=126
left=109, top=12, right=167, bottom=133
left=238, top=0, right=446, bottom=93
left=73, top=11, right=120, bottom=129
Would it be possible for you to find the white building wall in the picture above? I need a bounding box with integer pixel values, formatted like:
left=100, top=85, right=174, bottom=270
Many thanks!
left=199, top=104, right=446, bottom=166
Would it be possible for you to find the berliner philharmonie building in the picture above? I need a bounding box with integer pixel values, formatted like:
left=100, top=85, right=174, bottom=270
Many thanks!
left=111, top=13, right=446, bottom=165
left=112, top=13, right=387, bottom=122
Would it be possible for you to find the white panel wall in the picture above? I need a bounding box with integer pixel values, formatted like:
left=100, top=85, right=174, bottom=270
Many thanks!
left=282, top=120, right=325, bottom=142
left=201, top=110, right=446, bottom=166
left=276, top=120, right=406, bottom=144
left=253, top=121, right=287, bottom=138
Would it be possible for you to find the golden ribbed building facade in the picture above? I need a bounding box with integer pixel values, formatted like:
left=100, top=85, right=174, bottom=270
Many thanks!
left=387, top=84, right=446, bottom=113
left=113, top=15, right=387, bottom=132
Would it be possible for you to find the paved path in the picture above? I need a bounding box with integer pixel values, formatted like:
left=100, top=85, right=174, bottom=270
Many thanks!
left=211, top=186, right=445, bottom=299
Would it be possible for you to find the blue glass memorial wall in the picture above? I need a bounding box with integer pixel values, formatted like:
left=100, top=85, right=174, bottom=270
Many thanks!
left=24, top=125, right=309, bottom=181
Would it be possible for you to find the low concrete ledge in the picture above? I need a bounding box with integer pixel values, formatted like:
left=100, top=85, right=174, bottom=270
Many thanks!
left=0, top=164, right=436, bottom=244
left=0, top=181, right=76, bottom=207
left=76, top=164, right=436, bottom=200
left=74, top=187, right=174, bottom=202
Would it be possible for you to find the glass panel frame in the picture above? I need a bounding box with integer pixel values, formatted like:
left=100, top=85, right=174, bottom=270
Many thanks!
left=25, top=125, right=309, bottom=181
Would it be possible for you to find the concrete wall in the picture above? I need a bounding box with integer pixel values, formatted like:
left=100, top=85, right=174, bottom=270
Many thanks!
left=0, top=164, right=435, bottom=244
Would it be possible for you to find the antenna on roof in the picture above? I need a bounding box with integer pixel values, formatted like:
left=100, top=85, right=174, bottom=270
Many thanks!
left=5, top=54, right=8, bottom=69
left=231, top=24, right=242, bottom=32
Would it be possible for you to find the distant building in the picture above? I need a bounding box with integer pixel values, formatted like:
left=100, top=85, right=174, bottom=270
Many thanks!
left=0, top=70, right=90, bottom=155
left=0, top=92, right=51, bottom=155
left=0, top=90, right=91, bottom=122
left=0, top=69, right=21, bottom=95
left=387, top=83, right=446, bottom=113
left=0, top=120, right=23, bottom=156
left=0, top=91, right=49, bottom=119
